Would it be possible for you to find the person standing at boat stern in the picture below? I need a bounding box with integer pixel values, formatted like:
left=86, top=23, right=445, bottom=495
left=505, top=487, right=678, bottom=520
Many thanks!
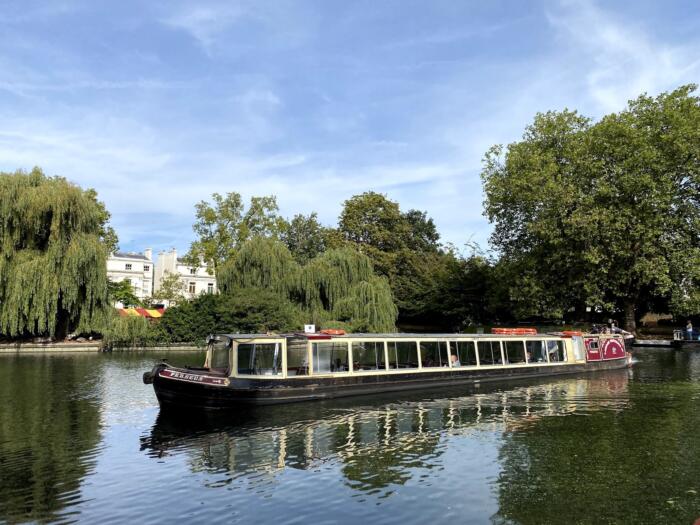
left=687, top=320, right=694, bottom=340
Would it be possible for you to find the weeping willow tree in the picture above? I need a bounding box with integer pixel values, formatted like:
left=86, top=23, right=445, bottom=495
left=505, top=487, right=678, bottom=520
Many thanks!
left=217, top=238, right=397, bottom=332
left=218, top=237, right=300, bottom=296
left=0, top=168, right=112, bottom=338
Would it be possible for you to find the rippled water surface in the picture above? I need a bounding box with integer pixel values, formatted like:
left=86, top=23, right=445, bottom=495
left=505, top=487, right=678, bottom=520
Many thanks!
left=2, top=348, right=700, bottom=524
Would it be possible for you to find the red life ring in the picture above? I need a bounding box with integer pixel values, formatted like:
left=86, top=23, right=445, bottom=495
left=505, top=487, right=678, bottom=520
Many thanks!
left=320, top=329, right=346, bottom=336
left=491, top=328, right=538, bottom=335
left=561, top=330, right=582, bottom=337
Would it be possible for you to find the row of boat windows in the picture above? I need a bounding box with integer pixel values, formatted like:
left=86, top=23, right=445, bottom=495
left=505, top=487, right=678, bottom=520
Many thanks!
left=230, top=339, right=567, bottom=377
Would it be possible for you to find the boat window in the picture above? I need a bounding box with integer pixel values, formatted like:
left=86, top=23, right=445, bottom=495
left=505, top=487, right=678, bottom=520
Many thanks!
left=209, top=338, right=230, bottom=370
left=286, top=338, right=309, bottom=376
left=503, top=341, right=526, bottom=364
left=451, top=341, right=477, bottom=366
left=477, top=340, right=501, bottom=365
left=387, top=341, right=419, bottom=369
left=352, top=341, right=386, bottom=371
left=313, top=342, right=349, bottom=373
left=237, top=343, right=281, bottom=376
left=420, top=341, right=447, bottom=368
left=547, top=340, right=567, bottom=362
left=526, top=340, right=548, bottom=363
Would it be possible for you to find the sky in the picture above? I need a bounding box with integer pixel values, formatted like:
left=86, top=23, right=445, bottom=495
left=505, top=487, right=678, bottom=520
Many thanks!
left=1, top=0, right=699, bottom=256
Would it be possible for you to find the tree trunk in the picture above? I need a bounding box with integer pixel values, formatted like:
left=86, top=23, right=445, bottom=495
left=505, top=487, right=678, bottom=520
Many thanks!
left=623, top=300, right=636, bottom=334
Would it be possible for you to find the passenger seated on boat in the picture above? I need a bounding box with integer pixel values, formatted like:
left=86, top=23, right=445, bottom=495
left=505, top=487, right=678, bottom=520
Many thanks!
left=332, top=358, right=347, bottom=372
left=450, top=353, right=460, bottom=367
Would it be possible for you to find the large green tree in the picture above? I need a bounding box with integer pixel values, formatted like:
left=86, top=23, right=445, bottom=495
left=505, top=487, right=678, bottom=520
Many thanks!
left=0, top=168, right=113, bottom=338
left=338, top=191, right=472, bottom=329
left=482, top=85, right=700, bottom=331
left=185, top=192, right=287, bottom=274
left=217, top=237, right=398, bottom=332
left=281, top=212, right=330, bottom=264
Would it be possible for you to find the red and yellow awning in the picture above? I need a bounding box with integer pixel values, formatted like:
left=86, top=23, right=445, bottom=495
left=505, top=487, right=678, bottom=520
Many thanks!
left=118, top=307, right=165, bottom=318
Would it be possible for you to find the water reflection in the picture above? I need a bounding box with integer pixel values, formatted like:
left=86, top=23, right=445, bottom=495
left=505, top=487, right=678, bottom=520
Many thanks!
left=494, top=352, right=700, bottom=525
left=141, top=370, right=632, bottom=499
left=0, top=354, right=103, bottom=523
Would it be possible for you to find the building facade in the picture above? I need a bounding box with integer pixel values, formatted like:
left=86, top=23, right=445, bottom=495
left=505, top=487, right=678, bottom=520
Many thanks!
left=154, top=248, right=217, bottom=304
left=106, top=249, right=154, bottom=303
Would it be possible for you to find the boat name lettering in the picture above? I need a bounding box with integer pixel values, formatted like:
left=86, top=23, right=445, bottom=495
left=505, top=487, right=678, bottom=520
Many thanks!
left=160, top=369, right=225, bottom=385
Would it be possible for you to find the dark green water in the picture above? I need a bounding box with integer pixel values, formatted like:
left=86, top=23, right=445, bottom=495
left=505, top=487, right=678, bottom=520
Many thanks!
left=1, top=348, right=699, bottom=524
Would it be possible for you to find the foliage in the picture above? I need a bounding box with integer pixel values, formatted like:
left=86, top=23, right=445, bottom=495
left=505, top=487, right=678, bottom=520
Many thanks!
left=218, top=237, right=299, bottom=296
left=337, top=191, right=466, bottom=329
left=0, top=168, right=113, bottom=338
left=107, top=279, right=142, bottom=307
left=0, top=356, right=101, bottom=522
left=184, top=192, right=286, bottom=274
left=102, top=313, right=162, bottom=347
left=281, top=212, right=329, bottom=264
left=482, top=85, right=700, bottom=331
left=157, top=289, right=305, bottom=343
left=218, top=237, right=398, bottom=332
left=152, top=271, right=186, bottom=306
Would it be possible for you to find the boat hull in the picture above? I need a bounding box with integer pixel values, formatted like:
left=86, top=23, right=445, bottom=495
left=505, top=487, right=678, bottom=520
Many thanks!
left=150, top=359, right=630, bottom=410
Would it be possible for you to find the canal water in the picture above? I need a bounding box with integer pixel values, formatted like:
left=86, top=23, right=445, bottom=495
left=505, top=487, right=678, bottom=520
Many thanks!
left=1, top=348, right=699, bottom=524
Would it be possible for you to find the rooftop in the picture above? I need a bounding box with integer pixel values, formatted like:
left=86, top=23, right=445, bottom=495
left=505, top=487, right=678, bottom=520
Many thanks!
left=112, top=252, right=150, bottom=261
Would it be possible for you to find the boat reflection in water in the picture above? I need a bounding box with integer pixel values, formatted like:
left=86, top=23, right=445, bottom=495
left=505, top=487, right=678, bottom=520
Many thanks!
left=141, top=369, right=631, bottom=497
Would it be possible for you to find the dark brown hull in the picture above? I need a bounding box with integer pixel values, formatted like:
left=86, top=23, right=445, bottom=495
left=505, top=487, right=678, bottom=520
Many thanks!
left=150, top=359, right=630, bottom=410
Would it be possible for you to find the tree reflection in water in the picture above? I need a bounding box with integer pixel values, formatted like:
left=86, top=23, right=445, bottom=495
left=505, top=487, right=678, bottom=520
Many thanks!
left=494, top=364, right=700, bottom=524
left=0, top=354, right=102, bottom=523
left=141, top=370, right=634, bottom=501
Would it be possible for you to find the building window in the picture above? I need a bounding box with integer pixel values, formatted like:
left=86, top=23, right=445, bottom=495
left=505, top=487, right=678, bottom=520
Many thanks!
left=188, top=282, right=196, bottom=294
left=207, top=283, right=214, bottom=294
left=143, top=265, right=150, bottom=272
left=125, top=263, right=132, bottom=270
left=189, top=268, right=196, bottom=275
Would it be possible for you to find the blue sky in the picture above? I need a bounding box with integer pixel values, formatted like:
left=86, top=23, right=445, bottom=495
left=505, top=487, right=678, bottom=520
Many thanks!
left=1, top=0, right=699, bottom=255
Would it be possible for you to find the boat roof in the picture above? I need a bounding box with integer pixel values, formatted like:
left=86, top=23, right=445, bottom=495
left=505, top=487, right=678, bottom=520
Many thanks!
left=212, top=332, right=571, bottom=340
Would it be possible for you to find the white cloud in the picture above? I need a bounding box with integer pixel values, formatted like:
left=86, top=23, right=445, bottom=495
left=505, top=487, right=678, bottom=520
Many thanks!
left=546, top=0, right=700, bottom=113
left=162, top=4, right=247, bottom=50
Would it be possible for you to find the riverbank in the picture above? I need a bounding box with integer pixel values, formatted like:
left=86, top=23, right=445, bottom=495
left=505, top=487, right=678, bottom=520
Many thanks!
left=0, top=341, right=201, bottom=353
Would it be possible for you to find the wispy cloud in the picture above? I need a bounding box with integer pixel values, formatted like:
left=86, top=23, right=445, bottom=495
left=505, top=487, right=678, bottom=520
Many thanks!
left=2, top=0, right=699, bottom=254
left=546, top=0, right=700, bottom=112
left=161, top=4, right=248, bottom=51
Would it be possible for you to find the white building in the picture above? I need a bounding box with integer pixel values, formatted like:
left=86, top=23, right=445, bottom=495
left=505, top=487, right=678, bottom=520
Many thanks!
left=106, top=249, right=154, bottom=302
left=154, top=248, right=217, bottom=302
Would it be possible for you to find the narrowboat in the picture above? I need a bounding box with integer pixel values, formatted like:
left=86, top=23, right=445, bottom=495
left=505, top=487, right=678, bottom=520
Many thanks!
left=143, top=329, right=633, bottom=410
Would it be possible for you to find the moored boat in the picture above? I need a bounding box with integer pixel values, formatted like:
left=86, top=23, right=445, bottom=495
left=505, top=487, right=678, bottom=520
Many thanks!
left=143, top=329, right=632, bottom=410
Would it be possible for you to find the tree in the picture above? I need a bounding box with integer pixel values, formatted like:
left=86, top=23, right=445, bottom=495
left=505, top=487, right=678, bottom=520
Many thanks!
left=338, top=192, right=467, bottom=329
left=153, top=271, right=186, bottom=306
left=482, top=85, right=700, bottom=331
left=402, top=209, right=441, bottom=252
left=218, top=237, right=398, bottom=332
left=107, top=279, right=142, bottom=307
left=281, top=212, right=329, bottom=264
left=185, top=192, right=286, bottom=274
left=0, top=168, right=112, bottom=338
left=157, top=289, right=305, bottom=343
